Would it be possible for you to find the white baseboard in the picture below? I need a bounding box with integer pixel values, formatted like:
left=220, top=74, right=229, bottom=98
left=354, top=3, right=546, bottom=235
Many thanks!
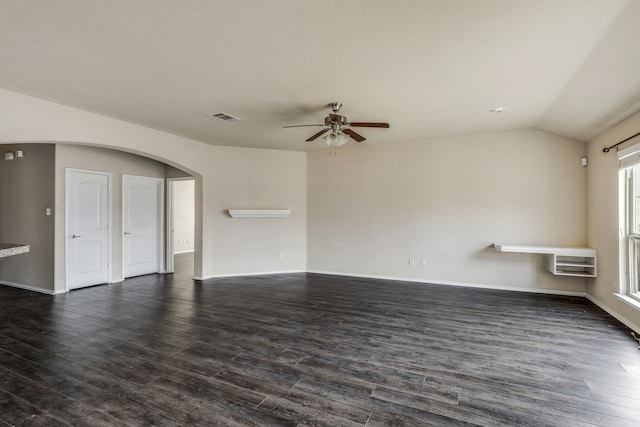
left=306, top=270, right=588, bottom=297
left=173, top=250, right=194, bottom=255
left=194, top=269, right=307, bottom=281
left=0, top=280, right=57, bottom=295
left=586, top=294, right=640, bottom=334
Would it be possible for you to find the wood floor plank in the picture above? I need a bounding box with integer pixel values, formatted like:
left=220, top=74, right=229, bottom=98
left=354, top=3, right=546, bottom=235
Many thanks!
left=255, top=394, right=365, bottom=427
left=0, top=262, right=639, bottom=425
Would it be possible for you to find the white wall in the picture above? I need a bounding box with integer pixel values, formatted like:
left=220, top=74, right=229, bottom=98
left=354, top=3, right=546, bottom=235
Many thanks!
left=205, top=146, right=307, bottom=276
left=308, top=129, right=589, bottom=293
left=0, top=87, right=307, bottom=290
left=173, top=179, right=195, bottom=254
left=587, top=111, right=640, bottom=332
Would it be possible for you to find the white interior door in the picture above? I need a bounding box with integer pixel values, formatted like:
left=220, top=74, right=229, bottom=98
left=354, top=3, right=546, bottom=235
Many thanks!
left=123, top=175, right=162, bottom=278
left=67, top=170, right=110, bottom=290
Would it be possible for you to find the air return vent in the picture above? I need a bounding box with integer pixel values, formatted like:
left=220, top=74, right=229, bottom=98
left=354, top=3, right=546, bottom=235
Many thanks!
left=208, top=112, right=241, bottom=122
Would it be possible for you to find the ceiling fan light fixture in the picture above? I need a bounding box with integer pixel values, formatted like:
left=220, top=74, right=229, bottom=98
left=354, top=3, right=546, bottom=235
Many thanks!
left=323, top=132, right=349, bottom=147
left=284, top=102, right=389, bottom=144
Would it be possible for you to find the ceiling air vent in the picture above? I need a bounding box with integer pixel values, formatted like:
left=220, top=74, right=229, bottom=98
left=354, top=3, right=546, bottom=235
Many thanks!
left=208, top=112, right=241, bottom=122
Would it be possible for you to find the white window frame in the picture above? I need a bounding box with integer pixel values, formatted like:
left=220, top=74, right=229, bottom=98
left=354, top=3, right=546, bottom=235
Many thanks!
left=619, top=144, right=640, bottom=304
left=624, top=167, right=640, bottom=302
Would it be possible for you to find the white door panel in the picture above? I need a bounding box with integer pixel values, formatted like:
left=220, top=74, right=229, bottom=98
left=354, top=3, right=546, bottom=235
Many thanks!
left=123, top=176, right=161, bottom=278
left=67, top=171, right=110, bottom=289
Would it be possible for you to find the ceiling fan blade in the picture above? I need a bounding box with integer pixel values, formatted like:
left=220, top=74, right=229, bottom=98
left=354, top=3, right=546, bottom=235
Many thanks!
left=343, top=128, right=366, bottom=142
left=349, top=122, right=390, bottom=128
left=306, top=128, right=330, bottom=141
left=283, top=124, right=325, bottom=128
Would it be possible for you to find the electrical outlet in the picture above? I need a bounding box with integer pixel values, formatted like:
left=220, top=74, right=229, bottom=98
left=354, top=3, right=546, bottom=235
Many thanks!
left=279, top=252, right=285, bottom=259
left=408, top=258, right=415, bottom=266
left=420, top=259, right=427, bottom=267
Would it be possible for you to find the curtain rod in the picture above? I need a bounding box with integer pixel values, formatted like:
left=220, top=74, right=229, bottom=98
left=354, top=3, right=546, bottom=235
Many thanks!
left=603, top=130, right=640, bottom=153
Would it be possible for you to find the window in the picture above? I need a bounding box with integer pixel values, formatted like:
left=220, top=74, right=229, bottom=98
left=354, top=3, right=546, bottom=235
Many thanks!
left=620, top=143, right=640, bottom=304
left=624, top=164, right=640, bottom=301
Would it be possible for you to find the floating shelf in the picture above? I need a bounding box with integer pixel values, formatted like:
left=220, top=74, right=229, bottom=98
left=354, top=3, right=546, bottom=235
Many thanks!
left=228, top=209, right=291, bottom=219
left=494, top=243, right=597, bottom=278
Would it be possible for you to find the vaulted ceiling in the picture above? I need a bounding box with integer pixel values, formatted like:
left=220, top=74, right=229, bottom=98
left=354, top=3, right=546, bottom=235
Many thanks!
left=0, top=0, right=639, bottom=151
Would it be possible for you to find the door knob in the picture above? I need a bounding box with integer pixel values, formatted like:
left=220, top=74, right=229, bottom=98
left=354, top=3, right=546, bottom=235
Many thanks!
left=71, top=234, right=81, bottom=239
left=124, top=232, right=131, bottom=235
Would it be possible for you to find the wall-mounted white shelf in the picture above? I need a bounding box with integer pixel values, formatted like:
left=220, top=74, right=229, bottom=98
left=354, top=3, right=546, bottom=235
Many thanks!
left=228, top=209, right=291, bottom=219
left=494, top=244, right=597, bottom=278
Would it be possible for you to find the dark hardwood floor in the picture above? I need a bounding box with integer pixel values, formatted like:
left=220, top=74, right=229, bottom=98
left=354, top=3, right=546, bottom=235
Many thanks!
left=173, top=251, right=194, bottom=276
left=0, top=261, right=639, bottom=426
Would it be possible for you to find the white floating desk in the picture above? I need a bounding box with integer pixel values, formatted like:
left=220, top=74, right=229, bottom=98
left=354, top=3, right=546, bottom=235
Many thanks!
left=494, top=244, right=597, bottom=278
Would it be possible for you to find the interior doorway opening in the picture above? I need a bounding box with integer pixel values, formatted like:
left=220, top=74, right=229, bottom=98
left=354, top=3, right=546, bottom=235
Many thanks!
left=166, top=178, right=195, bottom=276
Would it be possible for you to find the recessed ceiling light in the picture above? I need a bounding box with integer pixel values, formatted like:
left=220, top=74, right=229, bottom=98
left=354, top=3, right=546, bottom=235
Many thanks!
left=489, top=107, right=505, bottom=113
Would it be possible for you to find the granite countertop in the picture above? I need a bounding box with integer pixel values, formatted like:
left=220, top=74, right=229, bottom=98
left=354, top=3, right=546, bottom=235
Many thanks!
left=0, top=243, right=30, bottom=259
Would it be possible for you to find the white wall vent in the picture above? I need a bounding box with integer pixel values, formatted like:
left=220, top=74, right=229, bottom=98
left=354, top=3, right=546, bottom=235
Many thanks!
left=208, top=112, right=241, bottom=122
